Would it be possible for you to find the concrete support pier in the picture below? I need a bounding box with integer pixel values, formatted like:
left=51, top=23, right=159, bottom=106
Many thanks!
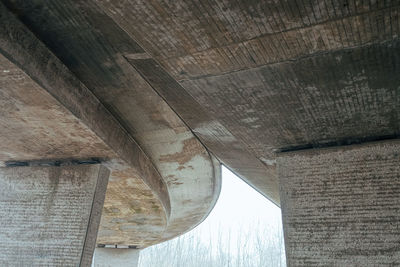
left=93, top=248, right=140, bottom=267
left=0, top=163, right=109, bottom=266
left=278, top=141, right=400, bottom=266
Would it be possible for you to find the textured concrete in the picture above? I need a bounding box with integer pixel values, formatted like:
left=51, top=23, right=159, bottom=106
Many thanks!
left=93, top=248, right=140, bottom=267
left=278, top=141, right=400, bottom=266
left=0, top=164, right=109, bottom=267
left=0, top=2, right=221, bottom=248
left=0, top=3, right=170, bottom=218
left=0, top=18, right=168, bottom=246
left=5, top=0, right=400, bottom=207
left=1, top=0, right=400, bottom=260
left=91, top=0, right=400, bottom=205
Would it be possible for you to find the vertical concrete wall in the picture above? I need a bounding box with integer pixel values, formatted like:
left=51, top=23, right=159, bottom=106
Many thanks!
left=92, top=248, right=140, bottom=267
left=278, top=141, right=400, bottom=266
left=0, top=164, right=109, bottom=266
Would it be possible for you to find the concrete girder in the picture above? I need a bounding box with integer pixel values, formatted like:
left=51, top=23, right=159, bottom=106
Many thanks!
left=0, top=6, right=169, bottom=246
left=0, top=2, right=221, bottom=248
left=92, top=0, right=280, bottom=205
left=2, top=1, right=399, bottom=264
left=92, top=0, right=400, bottom=205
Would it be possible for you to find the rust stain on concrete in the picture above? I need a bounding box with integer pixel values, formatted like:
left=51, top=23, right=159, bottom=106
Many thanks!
left=97, top=167, right=167, bottom=246
left=159, top=137, right=205, bottom=166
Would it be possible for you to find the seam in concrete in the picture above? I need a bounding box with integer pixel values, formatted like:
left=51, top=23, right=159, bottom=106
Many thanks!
left=125, top=56, right=279, bottom=205
left=176, top=38, right=399, bottom=82
left=163, top=4, right=400, bottom=61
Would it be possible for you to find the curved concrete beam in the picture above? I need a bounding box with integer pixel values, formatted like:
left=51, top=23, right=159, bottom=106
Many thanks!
left=0, top=3, right=170, bottom=245
left=0, top=3, right=170, bottom=218
left=0, top=50, right=169, bottom=246
left=87, top=0, right=280, bottom=205
left=91, top=0, right=400, bottom=207
left=0, top=1, right=221, bottom=247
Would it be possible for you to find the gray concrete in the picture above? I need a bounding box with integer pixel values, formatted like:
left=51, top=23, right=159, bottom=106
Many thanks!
left=0, top=164, right=109, bottom=266
left=93, top=248, right=140, bottom=267
left=2, top=1, right=400, bottom=263
left=0, top=2, right=222, bottom=248
left=278, top=141, right=400, bottom=266
left=4, top=0, right=400, bottom=208
left=95, top=0, right=400, bottom=205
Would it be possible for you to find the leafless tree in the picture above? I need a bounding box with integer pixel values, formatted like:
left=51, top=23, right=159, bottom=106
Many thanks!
left=139, top=220, right=286, bottom=267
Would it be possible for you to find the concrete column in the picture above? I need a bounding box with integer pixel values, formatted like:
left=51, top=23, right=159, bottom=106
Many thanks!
left=278, top=141, right=400, bottom=266
left=92, top=248, right=140, bottom=267
left=0, top=163, right=109, bottom=267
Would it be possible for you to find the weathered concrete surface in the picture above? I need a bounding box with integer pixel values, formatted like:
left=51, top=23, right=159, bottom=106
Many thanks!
left=7, top=0, right=399, bottom=211
left=93, top=248, right=140, bottom=267
left=1, top=0, right=221, bottom=246
left=93, top=0, right=400, bottom=205
left=0, top=1, right=221, bottom=248
left=2, top=0, right=400, bottom=261
left=0, top=53, right=112, bottom=163
left=0, top=10, right=168, bottom=246
left=126, top=57, right=277, bottom=204
left=278, top=141, right=400, bottom=266
left=0, top=164, right=109, bottom=267
left=0, top=3, right=170, bottom=217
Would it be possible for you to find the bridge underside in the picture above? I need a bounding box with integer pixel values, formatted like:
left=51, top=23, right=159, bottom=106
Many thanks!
left=0, top=0, right=399, bottom=266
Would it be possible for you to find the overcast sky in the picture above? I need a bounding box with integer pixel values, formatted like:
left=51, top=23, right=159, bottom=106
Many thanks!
left=207, top=166, right=281, bottom=227
left=192, top=166, right=284, bottom=251
left=138, top=165, right=286, bottom=266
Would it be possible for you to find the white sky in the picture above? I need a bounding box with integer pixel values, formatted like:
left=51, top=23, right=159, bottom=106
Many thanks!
left=189, top=165, right=284, bottom=251
left=204, top=165, right=282, bottom=228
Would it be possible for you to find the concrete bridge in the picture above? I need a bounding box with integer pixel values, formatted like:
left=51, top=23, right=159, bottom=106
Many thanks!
left=0, top=1, right=399, bottom=266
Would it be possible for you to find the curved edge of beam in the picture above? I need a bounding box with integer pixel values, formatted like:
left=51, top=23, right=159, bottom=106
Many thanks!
left=160, top=153, right=222, bottom=243
left=0, top=3, right=171, bottom=219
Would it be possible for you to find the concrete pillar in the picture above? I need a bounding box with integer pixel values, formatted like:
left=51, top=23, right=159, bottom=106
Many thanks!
left=92, top=248, right=140, bottom=267
left=278, top=141, right=400, bottom=266
left=0, top=163, right=109, bottom=267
